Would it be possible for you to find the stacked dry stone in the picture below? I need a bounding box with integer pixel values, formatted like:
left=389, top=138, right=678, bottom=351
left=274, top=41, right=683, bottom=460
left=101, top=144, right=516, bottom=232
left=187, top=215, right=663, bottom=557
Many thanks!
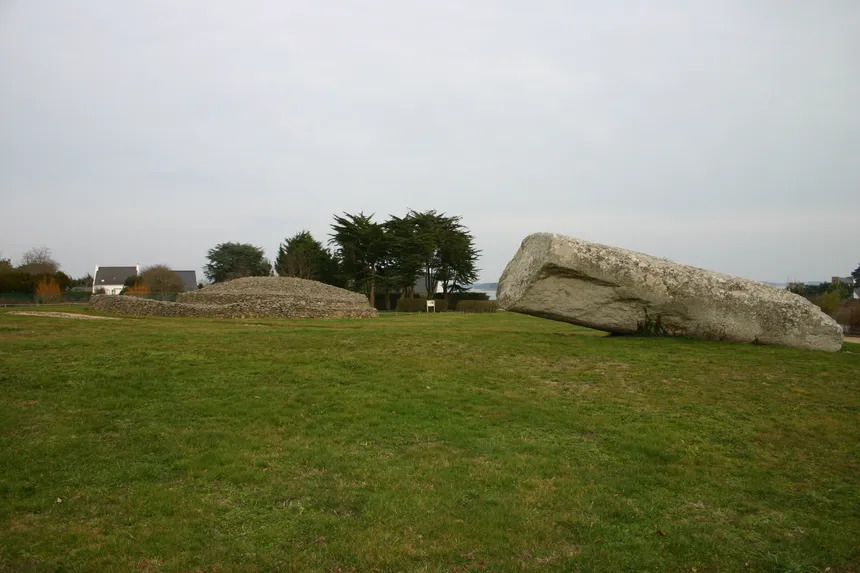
left=91, top=277, right=378, bottom=319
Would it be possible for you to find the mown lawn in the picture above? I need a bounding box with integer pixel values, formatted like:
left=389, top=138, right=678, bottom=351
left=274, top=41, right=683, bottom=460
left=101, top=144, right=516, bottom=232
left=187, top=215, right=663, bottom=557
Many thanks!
left=0, top=308, right=857, bottom=572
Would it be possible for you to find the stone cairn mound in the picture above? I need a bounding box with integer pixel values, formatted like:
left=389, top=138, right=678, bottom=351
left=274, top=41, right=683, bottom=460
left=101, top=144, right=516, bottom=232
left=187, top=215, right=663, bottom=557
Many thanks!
left=91, top=277, right=378, bottom=319
left=497, top=233, right=843, bottom=352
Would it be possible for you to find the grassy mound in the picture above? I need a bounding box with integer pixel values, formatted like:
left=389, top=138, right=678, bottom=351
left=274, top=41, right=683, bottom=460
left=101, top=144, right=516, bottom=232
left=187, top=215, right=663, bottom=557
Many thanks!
left=0, top=309, right=857, bottom=571
left=91, top=277, right=378, bottom=319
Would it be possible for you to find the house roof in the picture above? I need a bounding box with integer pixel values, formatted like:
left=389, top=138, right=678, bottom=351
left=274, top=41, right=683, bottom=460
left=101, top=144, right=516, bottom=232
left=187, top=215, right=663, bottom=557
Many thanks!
left=94, top=266, right=138, bottom=286
left=175, top=270, right=198, bottom=291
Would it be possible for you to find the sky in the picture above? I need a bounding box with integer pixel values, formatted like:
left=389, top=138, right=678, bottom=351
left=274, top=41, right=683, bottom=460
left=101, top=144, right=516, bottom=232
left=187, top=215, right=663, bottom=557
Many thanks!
left=1, top=0, right=858, bottom=284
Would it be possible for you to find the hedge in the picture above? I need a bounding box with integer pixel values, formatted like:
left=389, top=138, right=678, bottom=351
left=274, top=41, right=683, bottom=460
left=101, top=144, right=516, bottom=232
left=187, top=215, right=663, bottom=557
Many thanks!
left=0, top=271, right=73, bottom=294
left=455, top=300, right=498, bottom=313
left=64, top=291, right=91, bottom=302
left=0, top=291, right=92, bottom=305
left=396, top=298, right=449, bottom=312
left=450, top=291, right=490, bottom=302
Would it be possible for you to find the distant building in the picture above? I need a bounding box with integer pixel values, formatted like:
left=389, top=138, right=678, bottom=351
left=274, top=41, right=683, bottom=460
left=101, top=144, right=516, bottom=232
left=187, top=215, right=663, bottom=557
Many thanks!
left=832, top=276, right=853, bottom=287
left=174, top=270, right=199, bottom=291
left=93, top=265, right=139, bottom=295
left=413, top=273, right=444, bottom=297
left=92, top=266, right=197, bottom=294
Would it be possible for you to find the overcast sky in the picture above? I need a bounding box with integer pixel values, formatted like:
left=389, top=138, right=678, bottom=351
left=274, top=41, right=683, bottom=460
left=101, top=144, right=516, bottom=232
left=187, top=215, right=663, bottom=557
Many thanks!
left=1, top=1, right=857, bottom=284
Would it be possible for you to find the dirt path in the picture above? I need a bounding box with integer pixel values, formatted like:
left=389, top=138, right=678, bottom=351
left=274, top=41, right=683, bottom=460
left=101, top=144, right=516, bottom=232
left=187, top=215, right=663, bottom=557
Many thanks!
left=844, top=336, right=860, bottom=344
left=6, top=311, right=118, bottom=320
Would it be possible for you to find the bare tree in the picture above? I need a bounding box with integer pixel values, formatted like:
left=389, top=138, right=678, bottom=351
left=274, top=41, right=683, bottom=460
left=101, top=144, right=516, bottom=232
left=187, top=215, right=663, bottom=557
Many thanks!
left=18, top=247, right=59, bottom=274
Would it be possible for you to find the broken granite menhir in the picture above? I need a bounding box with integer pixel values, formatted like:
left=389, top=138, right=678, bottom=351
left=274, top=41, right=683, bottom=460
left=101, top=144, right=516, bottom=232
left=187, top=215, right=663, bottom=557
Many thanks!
left=497, top=233, right=843, bottom=352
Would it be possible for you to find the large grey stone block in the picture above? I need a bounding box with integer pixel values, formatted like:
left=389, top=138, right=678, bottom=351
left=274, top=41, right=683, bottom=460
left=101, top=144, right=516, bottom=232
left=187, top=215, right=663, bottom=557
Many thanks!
left=497, top=233, right=843, bottom=352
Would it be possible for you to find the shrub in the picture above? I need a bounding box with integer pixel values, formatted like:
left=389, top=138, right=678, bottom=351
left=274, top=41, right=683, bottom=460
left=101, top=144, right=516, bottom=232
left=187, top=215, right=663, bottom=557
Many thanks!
left=801, top=282, right=855, bottom=300
left=455, top=300, right=498, bottom=313
left=0, top=293, right=34, bottom=305
left=374, top=293, right=403, bottom=311
left=53, top=271, right=72, bottom=291
left=452, top=291, right=490, bottom=302
left=851, top=307, right=860, bottom=335
left=34, top=277, right=62, bottom=303
left=140, top=264, right=185, bottom=294
left=396, top=298, right=420, bottom=312
left=63, top=291, right=91, bottom=302
left=0, top=270, right=70, bottom=294
left=832, top=300, right=860, bottom=334
left=396, top=298, right=449, bottom=312
left=814, top=290, right=841, bottom=315
left=0, top=270, right=34, bottom=293
left=124, top=283, right=151, bottom=297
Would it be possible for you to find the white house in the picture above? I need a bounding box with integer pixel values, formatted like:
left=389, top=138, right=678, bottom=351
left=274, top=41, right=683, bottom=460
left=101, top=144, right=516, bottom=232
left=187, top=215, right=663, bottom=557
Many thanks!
left=93, top=265, right=139, bottom=295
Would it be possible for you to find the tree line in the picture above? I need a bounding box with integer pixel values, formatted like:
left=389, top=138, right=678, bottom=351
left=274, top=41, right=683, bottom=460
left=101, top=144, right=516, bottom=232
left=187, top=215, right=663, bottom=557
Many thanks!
left=788, top=268, right=860, bottom=315
left=204, top=210, right=480, bottom=306
left=0, top=248, right=190, bottom=298
left=0, top=247, right=80, bottom=295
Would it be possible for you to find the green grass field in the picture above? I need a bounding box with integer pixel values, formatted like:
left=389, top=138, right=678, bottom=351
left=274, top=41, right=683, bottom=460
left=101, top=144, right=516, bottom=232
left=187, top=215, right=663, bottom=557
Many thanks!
left=1, top=308, right=858, bottom=572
